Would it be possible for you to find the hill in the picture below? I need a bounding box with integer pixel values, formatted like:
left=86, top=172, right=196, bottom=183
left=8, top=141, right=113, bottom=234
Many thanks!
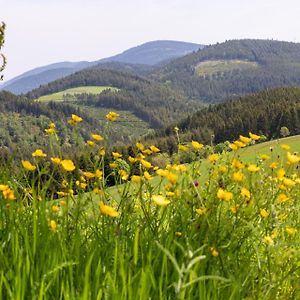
left=151, top=39, right=300, bottom=102
left=1, top=40, right=203, bottom=94
left=145, top=87, right=300, bottom=153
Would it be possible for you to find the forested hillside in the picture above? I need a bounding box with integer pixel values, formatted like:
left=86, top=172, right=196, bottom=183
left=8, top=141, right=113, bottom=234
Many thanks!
left=145, top=87, right=300, bottom=153
left=152, top=39, right=300, bottom=102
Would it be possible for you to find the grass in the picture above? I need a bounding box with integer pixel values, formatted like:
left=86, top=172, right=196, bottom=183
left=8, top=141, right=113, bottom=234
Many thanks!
left=1, top=119, right=300, bottom=299
left=36, top=86, right=118, bottom=102
left=195, top=59, right=259, bottom=77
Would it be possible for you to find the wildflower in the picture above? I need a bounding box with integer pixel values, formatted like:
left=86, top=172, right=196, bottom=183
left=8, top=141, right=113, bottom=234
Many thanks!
left=51, top=157, right=61, bottom=165
left=234, top=140, right=246, bottom=148
left=277, top=169, right=285, bottom=180
left=230, top=204, right=240, bottom=214
left=57, top=191, right=67, bottom=197
left=195, top=207, right=207, bottom=215
left=240, top=187, right=251, bottom=198
left=286, top=227, right=297, bottom=236
left=119, top=170, right=129, bottom=181
left=229, top=143, right=238, bottom=151
left=93, top=188, right=103, bottom=195
left=249, top=132, right=260, bottom=141
left=21, top=160, right=36, bottom=171
left=61, top=160, right=76, bottom=172
left=232, top=171, right=245, bottom=182
left=152, top=195, right=170, bottom=207
left=140, top=159, right=152, bottom=169
left=281, top=144, right=290, bottom=151
left=109, top=163, right=117, bottom=169
left=99, top=201, right=119, bottom=217
left=0, top=184, right=9, bottom=191
left=167, top=172, right=178, bottom=185
left=260, top=154, right=270, bottom=161
left=32, top=149, right=47, bottom=157
left=232, top=159, right=244, bottom=169
left=112, top=152, right=122, bottom=159
left=45, top=127, right=56, bottom=135
left=128, top=156, right=136, bottom=164
left=149, top=145, right=160, bottom=153
left=2, top=188, right=15, bottom=201
left=68, top=114, right=83, bottom=125
left=260, top=208, right=269, bottom=218
left=239, top=135, right=251, bottom=143
left=87, top=140, right=95, bottom=147
left=282, top=177, right=295, bottom=188
left=48, top=219, right=57, bottom=231
left=178, top=144, right=189, bottom=152
left=51, top=205, right=60, bottom=213
left=247, top=164, right=260, bottom=172
left=76, top=181, right=87, bottom=189
left=219, top=165, right=228, bottom=173
left=143, top=171, right=153, bottom=181
left=95, top=169, right=103, bottom=178
left=287, top=152, right=300, bottom=164
left=156, top=169, right=169, bottom=177
left=131, top=175, right=142, bottom=183
left=91, top=133, right=104, bottom=142
left=262, top=235, right=274, bottom=246
left=217, top=188, right=233, bottom=201
left=269, top=162, right=278, bottom=169
left=277, top=193, right=289, bottom=203
left=99, top=147, right=105, bottom=156
left=142, top=149, right=152, bottom=155
left=82, top=171, right=95, bottom=179
left=191, top=140, right=204, bottom=150
left=136, top=142, right=145, bottom=151
left=106, top=111, right=119, bottom=122
left=210, top=247, right=219, bottom=257
left=208, top=154, right=219, bottom=162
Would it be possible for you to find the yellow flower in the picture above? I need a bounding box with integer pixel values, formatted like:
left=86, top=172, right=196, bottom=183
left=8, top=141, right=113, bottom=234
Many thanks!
left=240, top=187, right=251, bottom=198
left=247, top=164, right=260, bottom=172
left=48, top=219, right=57, bottom=231
left=87, top=140, right=95, bottom=147
left=68, top=114, right=83, bottom=125
left=95, top=169, right=103, bottom=178
left=262, top=235, right=274, bottom=246
left=45, top=127, right=56, bottom=135
left=287, top=152, right=300, bottom=164
left=260, top=154, right=270, bottom=161
left=112, top=152, right=122, bottom=159
left=277, top=193, right=289, bottom=203
left=249, top=132, right=260, bottom=141
left=217, top=188, right=233, bottom=201
left=260, top=208, right=269, bottom=218
left=93, top=188, right=104, bottom=195
left=109, top=163, right=117, bottom=169
left=208, top=154, right=219, bottom=162
left=21, top=160, right=36, bottom=171
left=195, top=207, right=207, bottom=215
left=119, top=170, right=129, bottom=181
left=32, top=149, right=47, bottom=157
left=2, top=188, right=15, bottom=201
left=156, top=169, right=169, bottom=177
left=282, top=177, right=295, bottom=188
left=152, top=195, right=170, bottom=207
left=57, top=191, right=67, bottom=197
left=229, top=143, right=238, bottom=151
left=218, top=165, right=228, bottom=173
left=140, top=159, right=152, bottom=169
left=232, top=171, right=245, bottom=182
left=106, top=111, right=119, bottom=122
left=51, top=157, right=61, bottom=165
left=51, top=205, right=60, bottom=213
left=191, top=140, right=204, bottom=150
left=234, top=140, right=246, bottom=148
left=142, top=149, right=153, bottom=155
left=76, top=181, right=87, bottom=189
left=99, top=147, right=106, bottom=156
left=128, top=156, right=136, bottom=164
left=167, top=172, right=178, bottom=185
left=61, top=160, right=76, bottom=172
left=178, top=144, right=189, bottom=152
left=239, top=135, right=251, bottom=143
left=269, top=162, right=278, bottom=169
left=136, top=142, right=145, bottom=151
left=0, top=184, right=9, bottom=191
left=210, top=247, right=219, bottom=257
left=91, top=133, right=104, bottom=141
left=131, top=175, right=142, bottom=183
left=143, top=171, right=153, bottom=181
left=149, top=145, right=160, bottom=153
left=230, top=204, right=240, bottom=214
left=99, top=201, right=119, bottom=217
left=232, top=159, right=244, bottom=169
left=82, top=171, right=95, bottom=179
left=281, top=144, right=290, bottom=151
left=286, top=227, right=297, bottom=236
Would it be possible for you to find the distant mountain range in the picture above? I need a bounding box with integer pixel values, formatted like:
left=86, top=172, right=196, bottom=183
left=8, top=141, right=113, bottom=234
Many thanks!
left=1, top=40, right=204, bottom=94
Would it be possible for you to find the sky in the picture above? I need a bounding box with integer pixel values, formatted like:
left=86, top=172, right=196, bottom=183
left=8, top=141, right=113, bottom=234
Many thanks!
left=1, top=0, right=300, bottom=81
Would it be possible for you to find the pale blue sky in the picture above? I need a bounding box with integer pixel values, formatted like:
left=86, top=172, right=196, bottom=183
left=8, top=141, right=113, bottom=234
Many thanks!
left=1, top=0, right=300, bottom=81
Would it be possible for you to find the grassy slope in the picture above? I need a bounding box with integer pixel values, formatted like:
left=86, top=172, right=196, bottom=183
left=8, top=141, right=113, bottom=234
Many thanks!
left=36, top=86, right=117, bottom=102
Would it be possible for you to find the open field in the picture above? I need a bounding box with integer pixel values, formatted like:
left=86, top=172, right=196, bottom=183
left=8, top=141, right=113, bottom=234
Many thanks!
left=36, top=86, right=118, bottom=102
left=195, top=59, right=259, bottom=77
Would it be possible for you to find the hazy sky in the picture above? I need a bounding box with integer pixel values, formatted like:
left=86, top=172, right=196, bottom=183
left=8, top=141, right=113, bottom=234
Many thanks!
left=1, top=0, right=300, bottom=81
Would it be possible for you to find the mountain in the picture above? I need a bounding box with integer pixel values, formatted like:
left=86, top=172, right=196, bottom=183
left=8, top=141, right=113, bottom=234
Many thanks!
left=1, top=40, right=204, bottom=94
left=151, top=39, right=300, bottom=103
left=145, top=87, right=300, bottom=153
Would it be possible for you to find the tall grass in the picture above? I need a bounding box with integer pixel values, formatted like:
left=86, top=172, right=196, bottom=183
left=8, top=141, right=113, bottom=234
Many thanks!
left=0, top=115, right=299, bottom=299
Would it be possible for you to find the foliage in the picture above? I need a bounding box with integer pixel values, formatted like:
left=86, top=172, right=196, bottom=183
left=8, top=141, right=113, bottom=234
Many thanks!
left=0, top=22, right=6, bottom=81
left=0, top=114, right=300, bottom=299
